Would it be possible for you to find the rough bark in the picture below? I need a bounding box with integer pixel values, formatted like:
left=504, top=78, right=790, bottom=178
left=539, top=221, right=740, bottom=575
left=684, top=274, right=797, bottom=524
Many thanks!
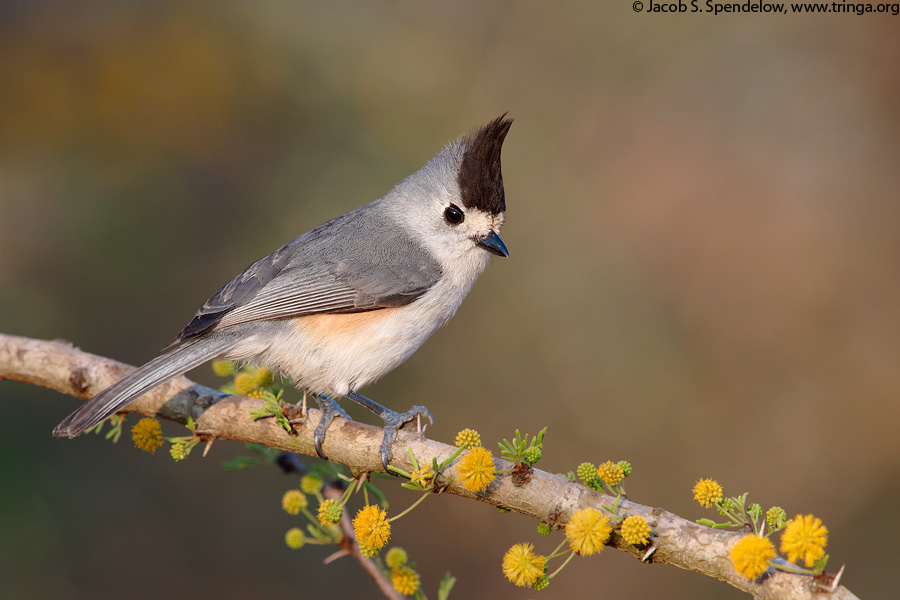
left=0, top=333, right=857, bottom=600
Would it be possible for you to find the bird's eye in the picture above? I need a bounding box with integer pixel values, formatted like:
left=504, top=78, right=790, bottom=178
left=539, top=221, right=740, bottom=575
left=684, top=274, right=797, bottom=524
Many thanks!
left=443, top=204, right=465, bottom=225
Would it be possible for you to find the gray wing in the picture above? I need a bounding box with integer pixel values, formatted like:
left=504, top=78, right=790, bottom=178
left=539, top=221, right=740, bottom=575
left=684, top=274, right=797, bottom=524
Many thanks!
left=172, top=207, right=442, bottom=344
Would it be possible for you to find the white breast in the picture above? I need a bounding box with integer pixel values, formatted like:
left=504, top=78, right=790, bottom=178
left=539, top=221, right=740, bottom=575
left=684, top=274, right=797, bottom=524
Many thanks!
left=222, top=258, right=487, bottom=396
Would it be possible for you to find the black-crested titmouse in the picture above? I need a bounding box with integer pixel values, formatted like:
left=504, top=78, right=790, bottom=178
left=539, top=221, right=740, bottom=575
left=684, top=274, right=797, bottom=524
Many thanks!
left=53, top=116, right=513, bottom=469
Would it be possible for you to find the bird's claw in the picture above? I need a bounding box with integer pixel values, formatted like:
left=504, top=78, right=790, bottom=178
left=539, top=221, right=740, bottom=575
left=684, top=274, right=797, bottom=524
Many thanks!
left=312, top=394, right=351, bottom=460
left=378, top=405, right=434, bottom=473
left=332, top=392, right=434, bottom=473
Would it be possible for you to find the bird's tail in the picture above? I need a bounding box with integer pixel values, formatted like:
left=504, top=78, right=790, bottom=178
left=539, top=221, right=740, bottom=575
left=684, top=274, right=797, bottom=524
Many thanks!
left=52, top=336, right=233, bottom=438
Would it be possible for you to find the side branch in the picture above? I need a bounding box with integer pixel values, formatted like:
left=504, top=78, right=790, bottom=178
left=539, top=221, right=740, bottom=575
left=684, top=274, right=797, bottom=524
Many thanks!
left=0, top=333, right=856, bottom=600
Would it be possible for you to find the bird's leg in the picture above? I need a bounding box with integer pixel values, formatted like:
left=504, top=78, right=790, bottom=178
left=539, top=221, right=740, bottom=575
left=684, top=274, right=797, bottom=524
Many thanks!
left=311, top=393, right=351, bottom=460
left=346, top=391, right=433, bottom=472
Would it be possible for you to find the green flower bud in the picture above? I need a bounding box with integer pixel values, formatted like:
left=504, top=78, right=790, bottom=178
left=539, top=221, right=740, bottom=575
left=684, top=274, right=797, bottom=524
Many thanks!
left=385, top=547, right=408, bottom=569
left=170, top=442, right=187, bottom=462
left=300, top=473, right=324, bottom=495
left=576, top=462, right=597, bottom=483
left=285, top=527, right=305, bottom=549
left=531, top=576, right=550, bottom=590
left=523, top=446, right=542, bottom=464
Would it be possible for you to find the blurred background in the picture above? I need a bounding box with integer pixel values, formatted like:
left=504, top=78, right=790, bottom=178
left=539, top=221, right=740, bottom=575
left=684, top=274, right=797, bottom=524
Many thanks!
left=1, top=1, right=898, bottom=598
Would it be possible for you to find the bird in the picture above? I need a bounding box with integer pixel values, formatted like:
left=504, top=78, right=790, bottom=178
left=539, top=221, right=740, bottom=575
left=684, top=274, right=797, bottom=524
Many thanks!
left=53, top=115, right=513, bottom=470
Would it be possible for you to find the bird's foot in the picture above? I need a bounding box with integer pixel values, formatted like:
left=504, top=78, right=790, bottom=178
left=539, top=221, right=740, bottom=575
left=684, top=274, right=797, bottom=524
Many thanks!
left=346, top=391, right=433, bottom=472
left=312, top=394, right=351, bottom=460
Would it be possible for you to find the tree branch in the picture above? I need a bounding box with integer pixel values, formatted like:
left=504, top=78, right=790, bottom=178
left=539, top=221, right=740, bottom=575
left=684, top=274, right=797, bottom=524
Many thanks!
left=1, top=333, right=856, bottom=600
left=323, top=484, right=404, bottom=600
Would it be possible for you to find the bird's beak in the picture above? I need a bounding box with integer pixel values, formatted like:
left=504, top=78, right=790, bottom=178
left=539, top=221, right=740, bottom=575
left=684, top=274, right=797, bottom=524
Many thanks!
left=475, top=231, right=509, bottom=257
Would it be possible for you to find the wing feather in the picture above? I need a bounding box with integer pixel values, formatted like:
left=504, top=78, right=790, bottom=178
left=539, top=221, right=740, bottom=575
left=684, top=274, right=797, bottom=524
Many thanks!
left=171, top=207, right=441, bottom=344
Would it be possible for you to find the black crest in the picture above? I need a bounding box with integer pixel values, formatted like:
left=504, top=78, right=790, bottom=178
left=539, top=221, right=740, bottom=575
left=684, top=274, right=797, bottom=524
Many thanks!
left=458, top=115, right=513, bottom=215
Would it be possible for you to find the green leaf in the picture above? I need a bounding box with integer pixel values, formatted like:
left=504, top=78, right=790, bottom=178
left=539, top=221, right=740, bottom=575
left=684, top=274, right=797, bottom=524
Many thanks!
left=747, top=503, right=762, bottom=527
left=102, top=415, right=124, bottom=443
left=221, top=443, right=279, bottom=470
left=437, top=572, right=457, bottom=600
left=221, top=456, right=266, bottom=470
left=696, top=518, right=718, bottom=527
left=389, top=467, right=412, bottom=479
left=407, top=447, right=420, bottom=471
left=246, top=443, right=280, bottom=460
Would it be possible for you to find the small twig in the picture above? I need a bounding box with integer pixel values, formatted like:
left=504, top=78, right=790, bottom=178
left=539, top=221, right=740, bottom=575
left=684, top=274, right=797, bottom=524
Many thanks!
left=324, top=485, right=403, bottom=600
